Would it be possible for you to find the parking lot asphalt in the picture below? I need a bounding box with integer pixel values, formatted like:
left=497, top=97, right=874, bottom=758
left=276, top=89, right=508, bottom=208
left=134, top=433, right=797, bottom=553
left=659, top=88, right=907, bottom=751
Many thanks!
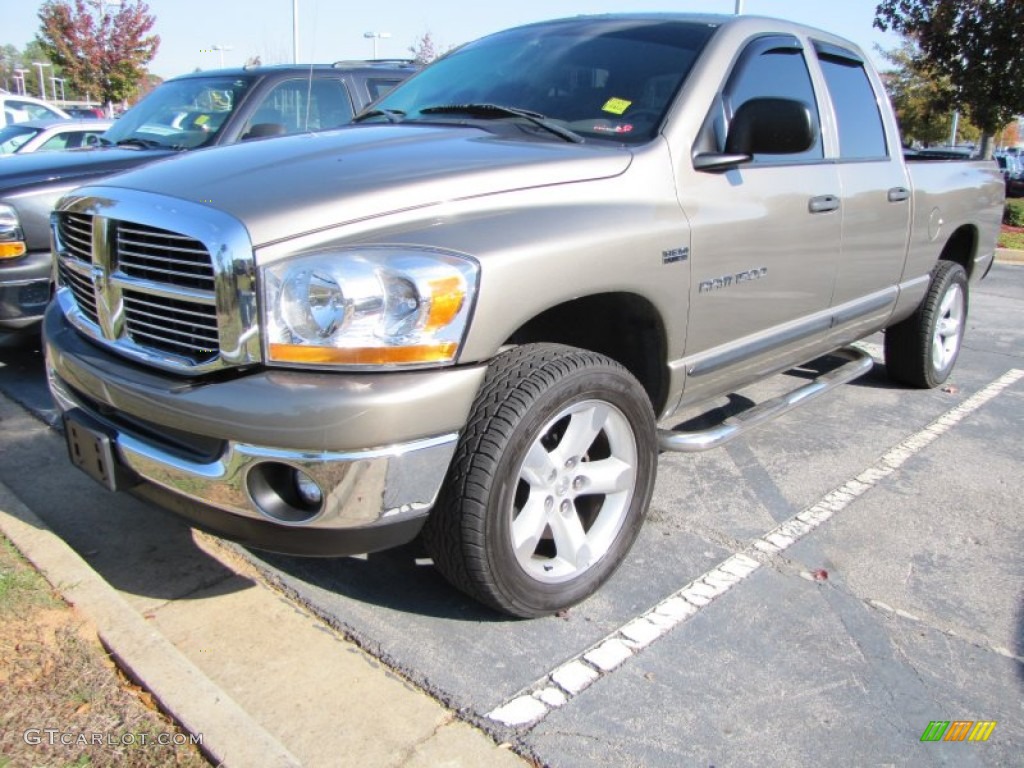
left=0, top=262, right=1021, bottom=767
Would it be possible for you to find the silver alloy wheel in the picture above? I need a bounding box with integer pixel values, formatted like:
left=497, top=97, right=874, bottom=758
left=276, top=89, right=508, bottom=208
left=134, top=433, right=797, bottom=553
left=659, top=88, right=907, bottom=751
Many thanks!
left=510, top=399, right=637, bottom=584
left=933, top=282, right=965, bottom=372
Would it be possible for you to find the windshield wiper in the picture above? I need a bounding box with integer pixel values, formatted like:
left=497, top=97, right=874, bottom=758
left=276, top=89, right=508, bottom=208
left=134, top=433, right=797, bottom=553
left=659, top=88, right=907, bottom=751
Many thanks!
left=352, top=108, right=406, bottom=124
left=419, top=104, right=584, bottom=144
left=115, top=138, right=166, bottom=150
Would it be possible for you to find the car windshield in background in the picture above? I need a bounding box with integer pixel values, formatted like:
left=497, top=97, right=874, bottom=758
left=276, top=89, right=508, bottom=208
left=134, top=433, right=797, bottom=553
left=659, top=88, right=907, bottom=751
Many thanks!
left=0, top=124, right=41, bottom=154
left=368, top=18, right=718, bottom=144
left=102, top=76, right=256, bottom=150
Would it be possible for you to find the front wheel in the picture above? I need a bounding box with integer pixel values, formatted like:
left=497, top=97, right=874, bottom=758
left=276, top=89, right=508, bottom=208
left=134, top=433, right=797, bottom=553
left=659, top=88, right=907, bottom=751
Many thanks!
left=884, top=261, right=969, bottom=388
left=423, top=344, right=657, bottom=618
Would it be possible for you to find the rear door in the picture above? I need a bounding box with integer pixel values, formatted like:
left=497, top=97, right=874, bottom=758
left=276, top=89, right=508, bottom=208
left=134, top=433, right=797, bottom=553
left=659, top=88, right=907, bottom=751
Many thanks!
left=813, top=42, right=910, bottom=333
left=679, top=36, right=842, bottom=401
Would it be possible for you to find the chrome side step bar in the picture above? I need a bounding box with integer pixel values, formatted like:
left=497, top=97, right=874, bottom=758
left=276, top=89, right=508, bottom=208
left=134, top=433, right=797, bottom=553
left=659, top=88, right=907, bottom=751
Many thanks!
left=657, top=346, right=874, bottom=453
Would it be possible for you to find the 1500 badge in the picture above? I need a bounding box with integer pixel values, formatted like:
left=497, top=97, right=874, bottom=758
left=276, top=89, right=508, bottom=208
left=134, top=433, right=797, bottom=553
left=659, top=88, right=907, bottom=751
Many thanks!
left=699, top=266, right=768, bottom=294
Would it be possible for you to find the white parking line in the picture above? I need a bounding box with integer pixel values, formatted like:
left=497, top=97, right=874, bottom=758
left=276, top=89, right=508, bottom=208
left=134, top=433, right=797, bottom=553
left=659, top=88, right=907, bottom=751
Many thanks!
left=487, top=368, right=1024, bottom=729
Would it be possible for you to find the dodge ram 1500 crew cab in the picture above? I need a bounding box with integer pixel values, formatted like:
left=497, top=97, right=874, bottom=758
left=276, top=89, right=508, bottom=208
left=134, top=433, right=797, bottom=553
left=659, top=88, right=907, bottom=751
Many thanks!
left=43, top=14, right=1003, bottom=617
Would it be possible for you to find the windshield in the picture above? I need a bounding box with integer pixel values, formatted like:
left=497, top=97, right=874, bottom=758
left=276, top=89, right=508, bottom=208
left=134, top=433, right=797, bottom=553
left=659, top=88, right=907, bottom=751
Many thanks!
left=370, top=18, right=718, bottom=144
left=102, top=75, right=256, bottom=150
left=0, top=124, right=41, bottom=155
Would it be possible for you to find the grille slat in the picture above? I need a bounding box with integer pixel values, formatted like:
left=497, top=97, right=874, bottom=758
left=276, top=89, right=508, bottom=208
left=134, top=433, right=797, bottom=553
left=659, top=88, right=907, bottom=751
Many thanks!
left=57, top=212, right=221, bottom=365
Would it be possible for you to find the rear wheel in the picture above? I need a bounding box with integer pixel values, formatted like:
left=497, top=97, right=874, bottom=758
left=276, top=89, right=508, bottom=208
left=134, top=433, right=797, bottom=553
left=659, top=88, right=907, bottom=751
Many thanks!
left=423, top=344, right=657, bottom=617
left=884, top=261, right=968, bottom=388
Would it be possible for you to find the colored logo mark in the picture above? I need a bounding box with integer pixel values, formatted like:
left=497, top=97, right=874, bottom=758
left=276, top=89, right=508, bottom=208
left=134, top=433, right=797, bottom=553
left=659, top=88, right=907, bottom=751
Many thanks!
left=920, top=721, right=997, bottom=742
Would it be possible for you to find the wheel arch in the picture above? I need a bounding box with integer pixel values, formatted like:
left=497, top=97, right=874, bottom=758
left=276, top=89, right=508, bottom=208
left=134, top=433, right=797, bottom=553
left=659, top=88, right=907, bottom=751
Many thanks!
left=503, top=292, right=670, bottom=417
left=937, top=224, right=978, bottom=279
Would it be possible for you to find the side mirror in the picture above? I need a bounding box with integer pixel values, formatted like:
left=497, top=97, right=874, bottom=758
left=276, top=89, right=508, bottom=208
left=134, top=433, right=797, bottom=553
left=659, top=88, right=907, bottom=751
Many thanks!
left=726, top=97, right=815, bottom=155
left=693, top=97, right=816, bottom=172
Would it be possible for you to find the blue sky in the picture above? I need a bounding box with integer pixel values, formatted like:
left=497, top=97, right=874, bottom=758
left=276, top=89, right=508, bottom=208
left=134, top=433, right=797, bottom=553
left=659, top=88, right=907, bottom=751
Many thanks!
left=6, top=0, right=903, bottom=80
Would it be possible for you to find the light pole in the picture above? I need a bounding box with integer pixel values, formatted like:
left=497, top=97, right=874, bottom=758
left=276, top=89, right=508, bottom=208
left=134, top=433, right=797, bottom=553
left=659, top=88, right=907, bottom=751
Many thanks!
left=14, top=69, right=28, bottom=95
left=293, top=0, right=299, bottom=64
left=212, top=44, right=233, bottom=67
left=734, top=0, right=744, bottom=13
left=363, top=31, right=391, bottom=59
left=51, top=76, right=66, bottom=104
left=32, top=61, right=52, bottom=100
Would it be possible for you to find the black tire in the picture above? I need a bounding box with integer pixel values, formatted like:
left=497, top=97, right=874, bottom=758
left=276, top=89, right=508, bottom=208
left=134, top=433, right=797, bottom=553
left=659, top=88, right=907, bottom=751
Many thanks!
left=422, top=343, right=657, bottom=618
left=884, top=261, right=969, bottom=388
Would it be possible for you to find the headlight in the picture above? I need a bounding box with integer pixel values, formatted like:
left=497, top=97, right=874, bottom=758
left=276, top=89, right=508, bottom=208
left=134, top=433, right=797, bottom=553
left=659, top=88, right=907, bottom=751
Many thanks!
left=0, top=204, right=27, bottom=260
left=262, top=246, right=479, bottom=369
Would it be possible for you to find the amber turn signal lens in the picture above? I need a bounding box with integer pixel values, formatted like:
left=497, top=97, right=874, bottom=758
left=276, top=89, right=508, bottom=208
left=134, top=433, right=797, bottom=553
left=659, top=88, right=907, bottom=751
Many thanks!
left=269, top=342, right=459, bottom=366
left=0, top=242, right=27, bottom=260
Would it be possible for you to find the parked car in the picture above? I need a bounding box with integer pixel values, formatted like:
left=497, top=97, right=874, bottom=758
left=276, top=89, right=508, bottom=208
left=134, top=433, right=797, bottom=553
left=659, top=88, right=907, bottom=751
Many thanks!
left=0, top=92, right=69, bottom=127
left=63, top=106, right=107, bottom=119
left=43, top=15, right=1003, bottom=616
left=0, top=118, right=113, bottom=156
left=995, top=154, right=1024, bottom=197
left=0, top=60, right=417, bottom=343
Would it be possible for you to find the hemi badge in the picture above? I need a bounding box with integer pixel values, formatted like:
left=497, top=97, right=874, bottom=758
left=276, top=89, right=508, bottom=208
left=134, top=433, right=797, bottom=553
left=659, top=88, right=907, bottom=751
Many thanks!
left=662, top=247, right=689, bottom=264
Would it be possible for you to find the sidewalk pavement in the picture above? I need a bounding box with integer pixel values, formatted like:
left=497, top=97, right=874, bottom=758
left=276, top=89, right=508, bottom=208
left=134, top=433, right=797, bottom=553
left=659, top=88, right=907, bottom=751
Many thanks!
left=0, top=393, right=527, bottom=768
left=996, top=246, right=1024, bottom=265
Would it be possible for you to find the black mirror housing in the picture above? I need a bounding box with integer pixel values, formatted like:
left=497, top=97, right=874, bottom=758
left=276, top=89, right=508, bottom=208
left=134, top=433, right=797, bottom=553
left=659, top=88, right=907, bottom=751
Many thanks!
left=725, top=97, right=815, bottom=156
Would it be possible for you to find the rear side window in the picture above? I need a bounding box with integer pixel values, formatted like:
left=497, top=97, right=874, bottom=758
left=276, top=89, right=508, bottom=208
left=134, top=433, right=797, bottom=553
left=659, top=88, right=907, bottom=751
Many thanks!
left=816, top=47, right=888, bottom=160
left=367, top=78, right=402, bottom=101
left=723, top=38, right=823, bottom=163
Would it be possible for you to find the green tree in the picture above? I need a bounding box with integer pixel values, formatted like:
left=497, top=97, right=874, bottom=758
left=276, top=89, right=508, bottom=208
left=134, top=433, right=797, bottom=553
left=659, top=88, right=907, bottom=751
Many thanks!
left=875, top=0, right=1024, bottom=158
left=36, top=0, right=159, bottom=107
left=877, top=39, right=979, bottom=147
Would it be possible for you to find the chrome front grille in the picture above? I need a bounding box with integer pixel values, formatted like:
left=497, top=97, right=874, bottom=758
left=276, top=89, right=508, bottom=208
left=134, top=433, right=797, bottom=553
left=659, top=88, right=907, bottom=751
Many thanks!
left=116, top=222, right=216, bottom=291
left=52, top=196, right=260, bottom=375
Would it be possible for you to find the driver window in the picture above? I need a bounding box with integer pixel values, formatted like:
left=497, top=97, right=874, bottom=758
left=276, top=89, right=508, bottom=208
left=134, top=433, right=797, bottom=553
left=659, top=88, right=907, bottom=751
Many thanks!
left=243, top=78, right=354, bottom=140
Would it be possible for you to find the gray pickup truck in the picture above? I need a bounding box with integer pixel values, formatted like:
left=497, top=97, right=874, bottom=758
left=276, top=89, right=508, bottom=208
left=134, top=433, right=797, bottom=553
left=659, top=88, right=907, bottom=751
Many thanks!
left=0, top=60, right=416, bottom=344
left=43, top=14, right=1003, bottom=617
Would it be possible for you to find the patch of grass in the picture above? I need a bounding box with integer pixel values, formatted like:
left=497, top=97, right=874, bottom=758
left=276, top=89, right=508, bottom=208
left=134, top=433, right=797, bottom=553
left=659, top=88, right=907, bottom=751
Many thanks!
left=999, top=228, right=1024, bottom=250
left=0, top=534, right=210, bottom=767
left=1004, top=198, right=1024, bottom=226
left=0, top=537, right=61, bottom=614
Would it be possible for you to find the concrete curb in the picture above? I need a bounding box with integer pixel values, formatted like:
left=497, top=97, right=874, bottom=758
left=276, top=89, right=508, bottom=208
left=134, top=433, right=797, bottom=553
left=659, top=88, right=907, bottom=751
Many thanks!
left=995, top=247, right=1024, bottom=265
left=0, top=480, right=301, bottom=768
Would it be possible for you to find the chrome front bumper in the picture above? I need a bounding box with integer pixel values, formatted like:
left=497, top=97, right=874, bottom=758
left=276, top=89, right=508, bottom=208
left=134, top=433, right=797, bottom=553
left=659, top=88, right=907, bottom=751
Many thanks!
left=51, top=366, right=457, bottom=531
left=44, top=303, right=485, bottom=554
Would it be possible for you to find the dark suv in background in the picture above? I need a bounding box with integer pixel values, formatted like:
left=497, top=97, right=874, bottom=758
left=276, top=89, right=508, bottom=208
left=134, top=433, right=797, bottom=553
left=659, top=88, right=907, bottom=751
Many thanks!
left=0, top=60, right=418, bottom=344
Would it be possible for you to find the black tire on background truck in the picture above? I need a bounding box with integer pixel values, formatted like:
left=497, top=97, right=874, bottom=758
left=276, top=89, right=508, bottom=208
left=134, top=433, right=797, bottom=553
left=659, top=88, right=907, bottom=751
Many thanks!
left=884, top=260, right=969, bottom=389
left=422, top=343, right=658, bottom=618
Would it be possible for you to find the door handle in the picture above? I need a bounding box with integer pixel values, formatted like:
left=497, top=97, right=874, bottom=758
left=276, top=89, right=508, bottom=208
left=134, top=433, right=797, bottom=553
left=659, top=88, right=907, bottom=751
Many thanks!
left=809, top=195, right=840, bottom=214
left=888, top=186, right=911, bottom=203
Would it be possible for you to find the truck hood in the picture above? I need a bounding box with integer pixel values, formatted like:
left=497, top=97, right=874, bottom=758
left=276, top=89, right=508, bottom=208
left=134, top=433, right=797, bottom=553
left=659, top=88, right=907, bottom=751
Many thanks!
left=0, top=145, right=175, bottom=193
left=98, top=124, right=634, bottom=246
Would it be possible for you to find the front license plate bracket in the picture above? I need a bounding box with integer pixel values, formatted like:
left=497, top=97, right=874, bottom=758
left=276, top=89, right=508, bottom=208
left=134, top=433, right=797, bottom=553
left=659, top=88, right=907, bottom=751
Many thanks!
left=63, top=410, right=134, bottom=492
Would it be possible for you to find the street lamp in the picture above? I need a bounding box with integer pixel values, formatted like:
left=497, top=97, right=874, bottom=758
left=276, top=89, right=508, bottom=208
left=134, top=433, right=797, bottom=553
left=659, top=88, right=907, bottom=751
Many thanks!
left=363, top=31, right=391, bottom=59
left=13, top=69, right=28, bottom=96
left=212, top=44, right=233, bottom=67
left=293, top=0, right=299, bottom=64
left=32, top=61, right=52, bottom=100
left=51, top=76, right=66, bottom=104
left=734, top=0, right=744, bottom=13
